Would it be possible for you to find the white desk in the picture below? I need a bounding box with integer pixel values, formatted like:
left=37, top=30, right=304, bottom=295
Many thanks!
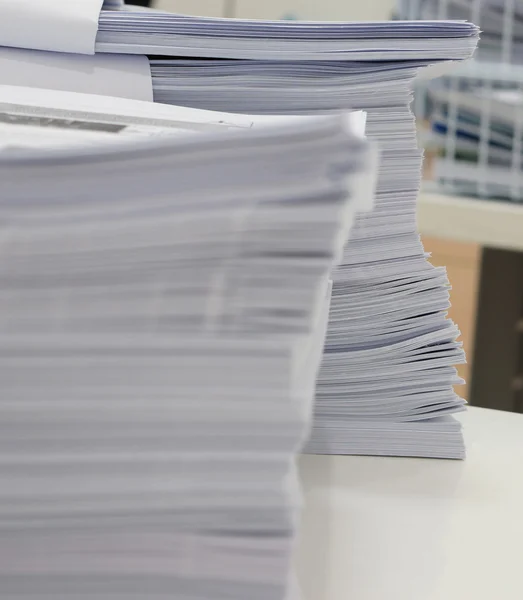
left=418, top=192, right=523, bottom=252
left=297, top=407, right=523, bottom=600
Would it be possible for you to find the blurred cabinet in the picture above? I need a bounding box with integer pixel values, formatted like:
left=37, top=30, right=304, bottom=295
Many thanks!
left=419, top=193, right=523, bottom=413
left=422, top=237, right=481, bottom=401
left=422, top=235, right=523, bottom=413
left=470, top=249, right=523, bottom=413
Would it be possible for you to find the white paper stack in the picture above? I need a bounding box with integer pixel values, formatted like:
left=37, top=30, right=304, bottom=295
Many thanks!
left=0, top=88, right=375, bottom=598
left=0, top=10, right=480, bottom=457
left=94, top=13, right=478, bottom=62
left=83, top=12, right=479, bottom=458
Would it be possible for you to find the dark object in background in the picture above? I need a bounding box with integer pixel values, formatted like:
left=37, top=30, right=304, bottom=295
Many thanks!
left=470, top=248, right=523, bottom=414
left=127, top=0, right=152, bottom=6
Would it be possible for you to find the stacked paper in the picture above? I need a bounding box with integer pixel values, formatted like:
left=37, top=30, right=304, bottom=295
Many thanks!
left=0, top=89, right=375, bottom=598
left=0, top=10, right=480, bottom=457
left=87, top=12, right=479, bottom=458
left=94, top=13, right=478, bottom=61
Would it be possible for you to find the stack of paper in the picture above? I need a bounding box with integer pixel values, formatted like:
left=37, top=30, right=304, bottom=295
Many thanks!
left=0, top=10, right=480, bottom=457
left=94, top=13, right=478, bottom=62
left=0, top=87, right=375, bottom=598
left=87, top=12, right=478, bottom=458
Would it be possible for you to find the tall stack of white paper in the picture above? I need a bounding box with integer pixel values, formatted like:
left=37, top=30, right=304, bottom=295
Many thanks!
left=0, top=91, right=375, bottom=598
left=81, top=12, right=479, bottom=458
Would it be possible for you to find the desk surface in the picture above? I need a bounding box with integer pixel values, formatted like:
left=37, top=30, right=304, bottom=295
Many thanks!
left=297, top=407, right=523, bottom=600
left=418, top=192, right=523, bottom=252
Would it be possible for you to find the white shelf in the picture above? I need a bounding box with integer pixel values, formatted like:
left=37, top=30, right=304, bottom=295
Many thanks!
left=297, top=407, right=523, bottom=600
left=418, top=191, right=523, bottom=252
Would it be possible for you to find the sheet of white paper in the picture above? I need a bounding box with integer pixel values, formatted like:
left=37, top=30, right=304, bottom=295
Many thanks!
left=348, top=110, right=367, bottom=138
left=0, top=84, right=256, bottom=130
left=0, top=121, right=207, bottom=152
left=0, top=122, right=122, bottom=150
left=243, top=111, right=366, bottom=137
left=0, top=0, right=103, bottom=54
left=244, top=110, right=367, bottom=138
left=0, top=47, right=153, bottom=102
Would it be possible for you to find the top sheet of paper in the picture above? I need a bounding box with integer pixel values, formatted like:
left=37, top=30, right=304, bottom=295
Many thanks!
left=0, top=47, right=153, bottom=102
left=0, top=0, right=104, bottom=54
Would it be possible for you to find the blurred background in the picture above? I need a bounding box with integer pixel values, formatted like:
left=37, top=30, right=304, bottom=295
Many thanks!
left=152, top=1, right=396, bottom=20
left=132, top=0, right=523, bottom=415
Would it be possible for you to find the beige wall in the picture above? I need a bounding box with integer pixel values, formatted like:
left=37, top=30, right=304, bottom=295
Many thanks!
left=155, top=0, right=224, bottom=17
left=154, top=0, right=396, bottom=20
